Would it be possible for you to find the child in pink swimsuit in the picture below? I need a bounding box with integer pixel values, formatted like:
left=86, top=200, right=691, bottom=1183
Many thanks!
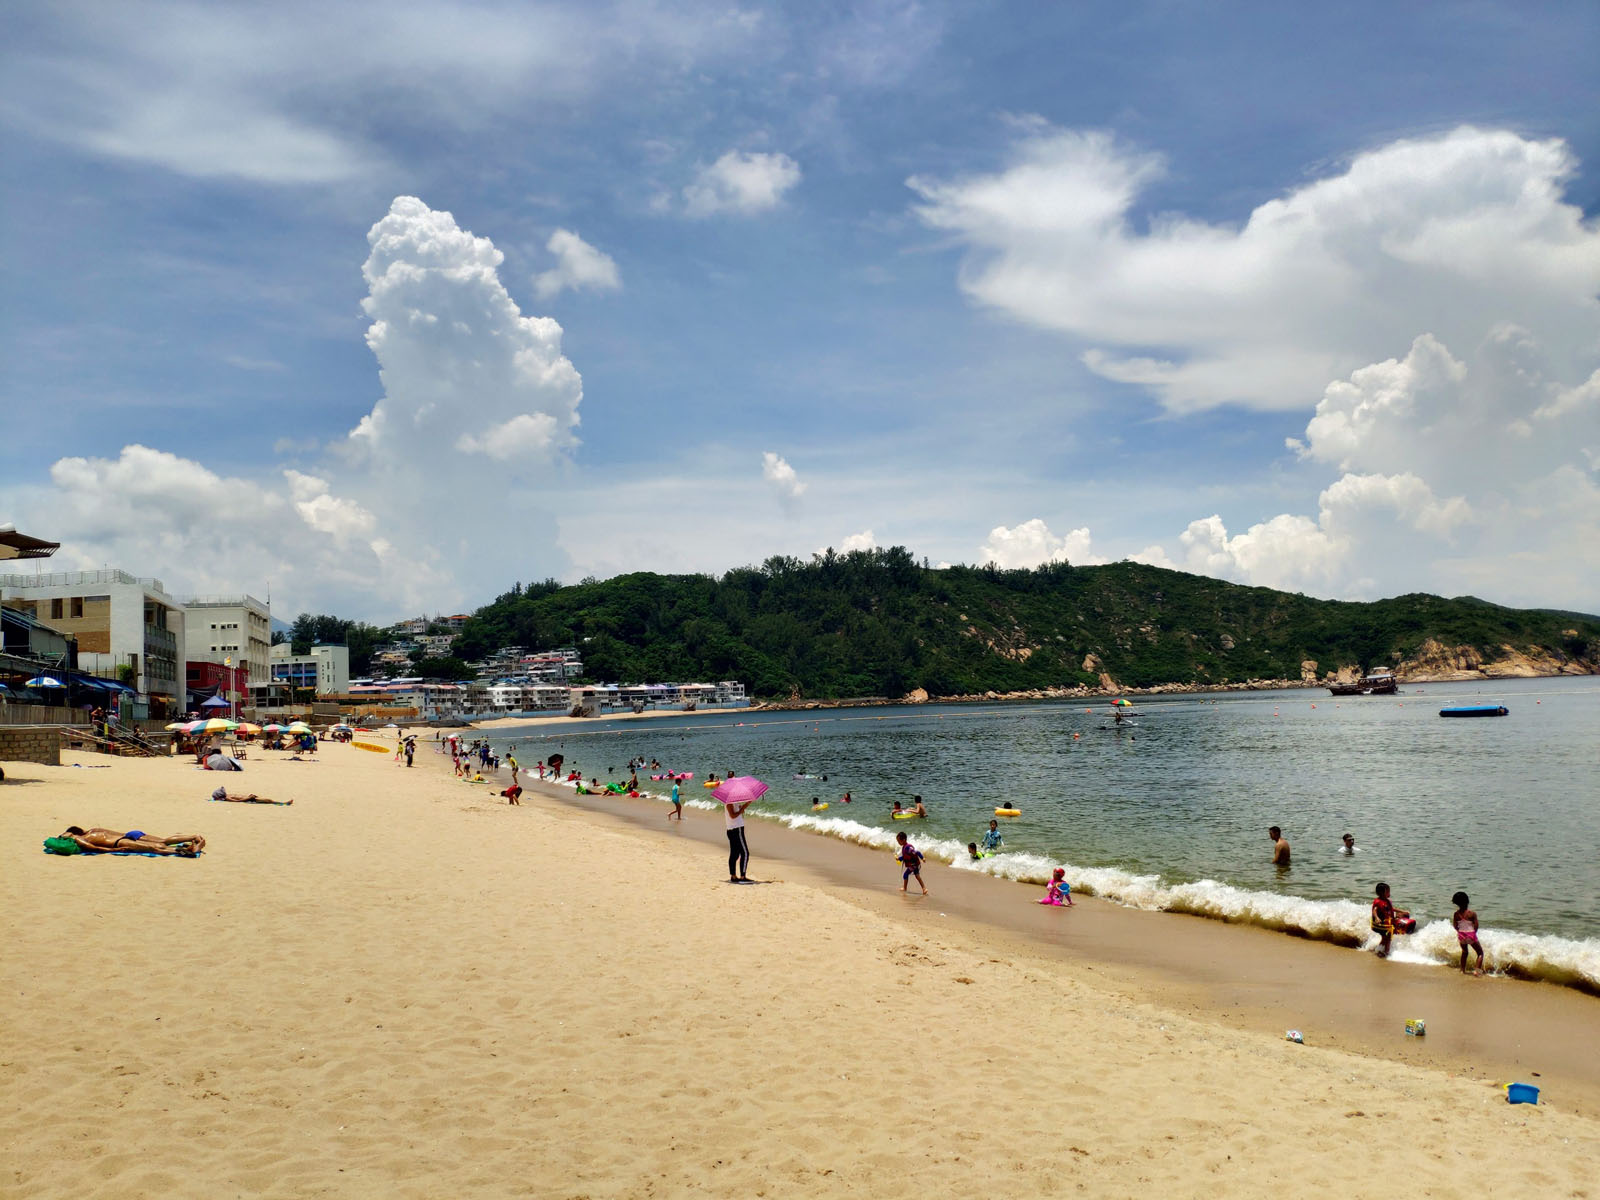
left=1039, top=867, right=1073, bottom=906
left=1451, top=890, right=1485, bottom=975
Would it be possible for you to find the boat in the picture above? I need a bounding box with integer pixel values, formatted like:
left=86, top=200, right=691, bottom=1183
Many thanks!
left=1327, top=671, right=1398, bottom=697
left=1439, top=705, right=1509, bottom=718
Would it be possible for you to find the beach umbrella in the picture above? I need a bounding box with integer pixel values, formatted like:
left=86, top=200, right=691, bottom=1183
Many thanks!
left=187, top=717, right=238, bottom=734
left=262, top=723, right=285, bottom=732
left=1110, top=698, right=1134, bottom=707
left=25, top=676, right=64, bottom=688
left=330, top=723, right=353, bottom=732
left=711, top=776, right=769, bottom=806
left=164, top=721, right=189, bottom=731
left=235, top=721, right=263, bottom=735
left=284, top=721, right=312, bottom=733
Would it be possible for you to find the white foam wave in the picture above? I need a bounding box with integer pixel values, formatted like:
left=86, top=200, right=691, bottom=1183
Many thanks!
left=744, top=809, right=1600, bottom=993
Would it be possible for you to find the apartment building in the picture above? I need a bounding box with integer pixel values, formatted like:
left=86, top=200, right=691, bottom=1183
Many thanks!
left=182, top=594, right=271, bottom=688
left=268, top=642, right=351, bottom=696
left=0, top=569, right=186, bottom=713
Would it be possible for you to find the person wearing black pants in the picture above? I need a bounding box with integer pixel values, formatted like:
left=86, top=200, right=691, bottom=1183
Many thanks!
left=724, top=800, right=751, bottom=882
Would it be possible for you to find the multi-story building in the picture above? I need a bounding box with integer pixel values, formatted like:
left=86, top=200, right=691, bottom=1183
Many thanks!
left=182, top=594, right=271, bottom=690
left=0, top=568, right=186, bottom=714
left=268, top=642, right=351, bottom=696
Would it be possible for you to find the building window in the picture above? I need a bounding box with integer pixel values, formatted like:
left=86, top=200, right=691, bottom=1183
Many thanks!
left=71, top=597, right=84, bottom=618
left=51, top=598, right=63, bottom=619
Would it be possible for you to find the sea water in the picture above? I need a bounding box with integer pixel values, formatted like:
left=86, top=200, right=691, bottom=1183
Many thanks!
left=493, top=675, right=1600, bottom=991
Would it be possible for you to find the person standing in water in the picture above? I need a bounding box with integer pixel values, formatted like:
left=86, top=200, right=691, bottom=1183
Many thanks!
left=1452, top=891, right=1485, bottom=975
left=1269, top=826, right=1291, bottom=866
left=668, top=780, right=683, bottom=821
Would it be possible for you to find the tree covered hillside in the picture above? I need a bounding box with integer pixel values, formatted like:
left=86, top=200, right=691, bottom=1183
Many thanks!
left=449, top=548, right=1600, bottom=699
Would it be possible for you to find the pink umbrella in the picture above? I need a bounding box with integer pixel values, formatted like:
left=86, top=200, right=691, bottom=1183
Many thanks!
left=711, top=776, right=768, bottom=806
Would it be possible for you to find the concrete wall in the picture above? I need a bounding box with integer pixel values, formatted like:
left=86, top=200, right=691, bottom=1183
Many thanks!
left=0, top=725, right=61, bottom=766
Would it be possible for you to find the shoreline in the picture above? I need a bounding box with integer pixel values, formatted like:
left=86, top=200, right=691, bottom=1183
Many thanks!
left=507, top=763, right=1600, bottom=1113
left=5, top=742, right=1597, bottom=1195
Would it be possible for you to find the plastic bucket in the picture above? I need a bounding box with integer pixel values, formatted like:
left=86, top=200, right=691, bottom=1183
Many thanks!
left=1506, top=1083, right=1539, bottom=1105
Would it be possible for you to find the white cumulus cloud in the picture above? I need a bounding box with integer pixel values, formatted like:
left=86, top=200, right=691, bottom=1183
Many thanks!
left=762, top=451, right=807, bottom=501
left=981, top=518, right=1100, bottom=569
left=3, top=196, right=585, bottom=617
left=839, top=529, right=877, bottom=553
left=684, top=151, right=801, bottom=217
left=533, top=228, right=621, bottom=300
left=911, top=124, right=1600, bottom=413
left=1139, top=326, right=1597, bottom=604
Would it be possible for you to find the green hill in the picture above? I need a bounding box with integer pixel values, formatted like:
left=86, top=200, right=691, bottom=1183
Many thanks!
left=449, top=548, right=1599, bottom=699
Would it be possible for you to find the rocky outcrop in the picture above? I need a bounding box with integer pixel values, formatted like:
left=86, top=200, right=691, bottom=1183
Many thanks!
left=904, top=687, right=929, bottom=704
left=1396, top=638, right=1599, bottom=681
left=1299, top=659, right=1318, bottom=682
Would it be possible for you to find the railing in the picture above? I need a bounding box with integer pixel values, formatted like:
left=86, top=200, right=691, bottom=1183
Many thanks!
left=181, top=594, right=269, bottom=611
left=2, top=701, right=90, bottom=725
left=0, top=568, right=168, bottom=593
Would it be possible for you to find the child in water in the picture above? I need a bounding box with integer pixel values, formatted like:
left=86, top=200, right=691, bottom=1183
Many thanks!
left=980, top=820, right=1003, bottom=853
left=1039, top=867, right=1073, bottom=907
left=1370, top=882, right=1412, bottom=958
left=967, top=842, right=983, bottom=861
left=1452, top=891, right=1485, bottom=975
left=895, top=831, right=927, bottom=895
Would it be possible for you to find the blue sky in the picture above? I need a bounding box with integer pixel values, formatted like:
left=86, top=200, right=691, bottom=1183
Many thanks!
left=3, top=1, right=1597, bottom=620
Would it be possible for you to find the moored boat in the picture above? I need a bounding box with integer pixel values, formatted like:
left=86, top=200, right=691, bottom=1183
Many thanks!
left=1327, top=670, right=1398, bottom=696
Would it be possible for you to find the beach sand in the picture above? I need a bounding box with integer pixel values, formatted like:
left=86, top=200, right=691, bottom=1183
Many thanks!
left=3, top=743, right=1597, bottom=1199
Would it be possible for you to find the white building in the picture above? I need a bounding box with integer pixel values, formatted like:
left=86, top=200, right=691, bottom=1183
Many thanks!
left=183, top=594, right=271, bottom=686
left=0, top=568, right=186, bottom=713
left=268, top=642, right=351, bottom=696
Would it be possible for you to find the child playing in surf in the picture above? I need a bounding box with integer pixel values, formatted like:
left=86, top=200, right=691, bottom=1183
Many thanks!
left=1370, top=882, right=1412, bottom=958
left=1039, top=867, right=1073, bottom=907
left=980, top=820, right=1003, bottom=853
left=895, top=831, right=927, bottom=895
left=968, top=842, right=983, bottom=861
left=1452, top=891, right=1485, bottom=975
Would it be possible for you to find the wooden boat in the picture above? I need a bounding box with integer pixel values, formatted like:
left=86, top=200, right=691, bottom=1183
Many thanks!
left=1327, top=671, right=1398, bottom=697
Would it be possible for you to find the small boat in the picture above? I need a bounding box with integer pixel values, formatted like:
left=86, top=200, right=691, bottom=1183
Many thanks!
left=1328, top=671, right=1398, bottom=697
left=1439, top=705, right=1509, bottom=718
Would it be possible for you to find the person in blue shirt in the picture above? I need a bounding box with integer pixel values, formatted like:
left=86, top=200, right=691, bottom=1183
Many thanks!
left=979, top=820, right=1003, bottom=853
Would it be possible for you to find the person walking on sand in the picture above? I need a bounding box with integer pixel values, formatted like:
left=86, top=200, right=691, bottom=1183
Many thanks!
left=669, top=779, right=683, bottom=821
left=895, top=831, right=927, bottom=895
left=1452, top=891, right=1486, bottom=975
left=1269, top=826, right=1291, bottom=866
left=725, top=800, right=752, bottom=882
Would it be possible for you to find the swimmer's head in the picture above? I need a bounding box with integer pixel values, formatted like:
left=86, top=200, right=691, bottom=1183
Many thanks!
left=1342, top=833, right=1355, bottom=846
left=968, top=842, right=979, bottom=855
left=989, top=819, right=998, bottom=830
left=1452, top=891, right=1469, bottom=909
left=896, top=831, right=908, bottom=845
left=1269, top=826, right=1282, bottom=839
left=1376, top=881, right=1390, bottom=898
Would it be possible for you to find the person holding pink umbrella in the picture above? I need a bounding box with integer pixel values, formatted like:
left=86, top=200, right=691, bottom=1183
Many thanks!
left=712, top=776, right=768, bottom=883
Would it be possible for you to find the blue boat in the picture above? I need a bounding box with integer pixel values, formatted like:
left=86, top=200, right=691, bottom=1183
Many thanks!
left=1439, top=705, right=1509, bottom=718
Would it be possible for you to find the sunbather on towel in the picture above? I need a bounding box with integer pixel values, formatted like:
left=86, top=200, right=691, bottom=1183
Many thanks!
left=211, top=786, right=288, bottom=805
left=59, top=827, right=205, bottom=855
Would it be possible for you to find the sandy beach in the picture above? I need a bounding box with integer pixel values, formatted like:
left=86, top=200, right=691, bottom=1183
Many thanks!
left=4, top=741, right=1598, bottom=1199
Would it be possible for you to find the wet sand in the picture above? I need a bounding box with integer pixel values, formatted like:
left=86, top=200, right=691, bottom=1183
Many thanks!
left=3, top=743, right=1596, bottom=1198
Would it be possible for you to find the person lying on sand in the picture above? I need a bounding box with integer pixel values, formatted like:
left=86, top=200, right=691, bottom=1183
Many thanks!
left=58, top=827, right=205, bottom=855
left=211, top=786, right=290, bottom=805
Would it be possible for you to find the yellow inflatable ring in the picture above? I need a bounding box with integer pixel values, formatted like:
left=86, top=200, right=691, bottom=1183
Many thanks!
left=892, top=811, right=919, bottom=819
left=812, top=802, right=829, bottom=810
left=994, top=808, right=1021, bottom=817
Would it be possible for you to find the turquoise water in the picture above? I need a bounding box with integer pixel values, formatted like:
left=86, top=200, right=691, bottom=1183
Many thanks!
left=493, top=676, right=1600, bottom=988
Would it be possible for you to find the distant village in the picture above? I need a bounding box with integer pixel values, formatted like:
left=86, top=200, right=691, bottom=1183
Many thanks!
left=0, top=528, right=745, bottom=723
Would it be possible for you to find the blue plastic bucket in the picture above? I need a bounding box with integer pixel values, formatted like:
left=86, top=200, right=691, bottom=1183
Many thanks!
left=1506, top=1083, right=1539, bottom=1105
